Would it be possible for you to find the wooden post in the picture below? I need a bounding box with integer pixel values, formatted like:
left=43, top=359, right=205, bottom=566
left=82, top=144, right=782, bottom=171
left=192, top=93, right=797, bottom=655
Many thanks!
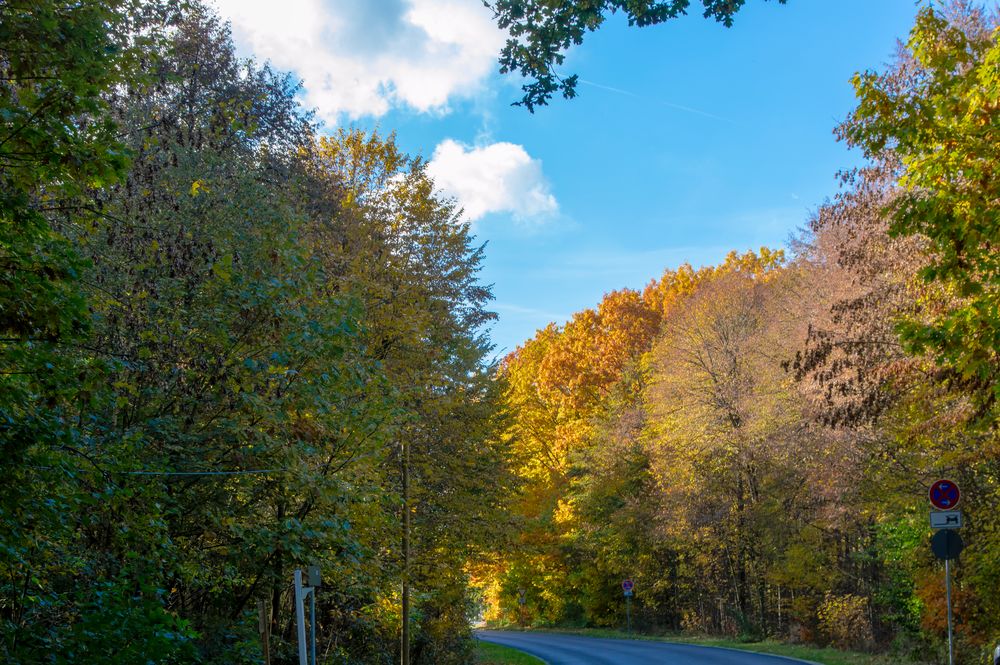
left=258, top=599, right=271, bottom=665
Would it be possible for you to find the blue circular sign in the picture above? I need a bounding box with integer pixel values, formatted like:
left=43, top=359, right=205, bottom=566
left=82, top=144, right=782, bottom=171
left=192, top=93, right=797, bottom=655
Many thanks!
left=929, top=479, right=961, bottom=510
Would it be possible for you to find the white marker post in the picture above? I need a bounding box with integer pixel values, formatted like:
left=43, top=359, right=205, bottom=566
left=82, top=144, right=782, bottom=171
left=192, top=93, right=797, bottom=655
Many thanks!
left=294, top=568, right=320, bottom=665
left=294, top=570, right=309, bottom=665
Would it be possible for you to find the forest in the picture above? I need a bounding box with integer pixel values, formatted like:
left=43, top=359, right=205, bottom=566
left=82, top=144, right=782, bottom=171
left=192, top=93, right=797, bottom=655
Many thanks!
left=1, top=0, right=998, bottom=664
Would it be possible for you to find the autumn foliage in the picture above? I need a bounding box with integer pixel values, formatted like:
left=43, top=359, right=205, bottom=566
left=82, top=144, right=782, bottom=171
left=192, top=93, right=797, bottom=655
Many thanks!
left=484, top=8, right=1000, bottom=664
left=3, top=1, right=1000, bottom=664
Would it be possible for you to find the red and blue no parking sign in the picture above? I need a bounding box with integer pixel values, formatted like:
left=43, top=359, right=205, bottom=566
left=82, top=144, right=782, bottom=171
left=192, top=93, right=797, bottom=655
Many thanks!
left=929, top=479, right=961, bottom=510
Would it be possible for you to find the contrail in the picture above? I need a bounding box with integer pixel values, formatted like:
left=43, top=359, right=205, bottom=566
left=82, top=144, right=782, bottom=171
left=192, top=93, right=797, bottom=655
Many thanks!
left=578, top=78, right=736, bottom=124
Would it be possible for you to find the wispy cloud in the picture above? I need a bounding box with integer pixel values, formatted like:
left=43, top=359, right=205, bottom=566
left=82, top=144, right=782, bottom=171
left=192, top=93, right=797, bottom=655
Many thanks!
left=578, top=78, right=735, bottom=124
left=493, top=302, right=570, bottom=322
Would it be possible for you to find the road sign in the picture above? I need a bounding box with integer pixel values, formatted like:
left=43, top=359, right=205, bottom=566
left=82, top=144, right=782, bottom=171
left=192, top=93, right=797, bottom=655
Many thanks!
left=308, top=565, right=322, bottom=588
left=931, top=529, right=964, bottom=561
left=517, top=588, right=526, bottom=606
left=930, top=510, right=962, bottom=530
left=929, top=479, right=961, bottom=510
left=930, top=530, right=964, bottom=665
left=621, top=580, right=634, bottom=634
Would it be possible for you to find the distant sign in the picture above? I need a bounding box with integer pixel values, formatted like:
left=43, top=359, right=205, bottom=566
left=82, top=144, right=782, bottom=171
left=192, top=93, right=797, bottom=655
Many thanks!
left=622, top=579, right=634, bottom=596
left=930, top=511, right=962, bottom=530
left=517, top=588, right=526, bottom=606
left=929, top=479, right=961, bottom=510
left=931, top=529, right=964, bottom=561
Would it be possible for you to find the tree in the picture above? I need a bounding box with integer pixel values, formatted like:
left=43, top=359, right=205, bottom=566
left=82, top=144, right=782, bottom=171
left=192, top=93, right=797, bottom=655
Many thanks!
left=485, top=0, right=786, bottom=110
left=3, top=2, right=510, bottom=662
left=843, top=3, right=1000, bottom=421
left=1, top=3, right=192, bottom=661
left=308, top=128, right=512, bottom=664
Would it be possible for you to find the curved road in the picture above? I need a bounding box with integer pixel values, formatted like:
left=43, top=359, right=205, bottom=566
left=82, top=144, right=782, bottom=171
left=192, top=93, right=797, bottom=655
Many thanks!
left=476, top=631, right=817, bottom=665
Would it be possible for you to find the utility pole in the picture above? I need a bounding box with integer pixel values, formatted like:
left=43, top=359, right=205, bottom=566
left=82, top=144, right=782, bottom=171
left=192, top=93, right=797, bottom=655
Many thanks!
left=401, top=437, right=411, bottom=665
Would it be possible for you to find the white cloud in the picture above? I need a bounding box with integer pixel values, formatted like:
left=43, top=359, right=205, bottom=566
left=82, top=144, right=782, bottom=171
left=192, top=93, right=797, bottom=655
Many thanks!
left=211, top=0, right=506, bottom=122
left=427, top=139, right=558, bottom=223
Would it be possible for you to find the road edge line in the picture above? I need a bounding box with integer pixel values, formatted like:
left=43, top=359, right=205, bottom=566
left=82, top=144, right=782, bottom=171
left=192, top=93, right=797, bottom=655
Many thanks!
left=662, top=641, right=823, bottom=665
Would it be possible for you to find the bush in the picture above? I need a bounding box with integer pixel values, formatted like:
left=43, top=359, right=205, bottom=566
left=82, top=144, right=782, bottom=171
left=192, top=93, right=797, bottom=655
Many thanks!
left=817, top=593, right=873, bottom=651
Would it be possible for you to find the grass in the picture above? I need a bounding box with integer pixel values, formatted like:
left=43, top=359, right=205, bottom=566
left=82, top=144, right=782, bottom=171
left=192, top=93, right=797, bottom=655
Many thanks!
left=488, top=627, right=926, bottom=665
left=475, top=639, right=546, bottom=664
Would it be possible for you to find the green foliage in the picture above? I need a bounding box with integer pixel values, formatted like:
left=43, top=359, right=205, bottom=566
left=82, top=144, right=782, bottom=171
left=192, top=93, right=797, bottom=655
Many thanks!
left=2, top=2, right=509, bottom=663
left=55, top=580, right=198, bottom=664
left=5, top=2, right=999, bottom=664
left=844, top=5, right=1000, bottom=420
left=1, top=2, right=180, bottom=660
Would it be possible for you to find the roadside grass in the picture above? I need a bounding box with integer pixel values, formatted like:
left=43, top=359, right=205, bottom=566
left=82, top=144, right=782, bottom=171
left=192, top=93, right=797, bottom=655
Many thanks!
left=489, top=627, right=925, bottom=665
left=475, top=639, right=546, bottom=664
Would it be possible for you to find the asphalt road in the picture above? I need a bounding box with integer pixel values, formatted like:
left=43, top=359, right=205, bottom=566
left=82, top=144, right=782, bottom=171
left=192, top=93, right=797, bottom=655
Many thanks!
left=476, top=631, right=817, bottom=665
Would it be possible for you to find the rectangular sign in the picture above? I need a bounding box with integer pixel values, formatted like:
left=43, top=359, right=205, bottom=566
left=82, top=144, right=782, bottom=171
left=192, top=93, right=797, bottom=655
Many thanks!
left=930, top=510, right=962, bottom=529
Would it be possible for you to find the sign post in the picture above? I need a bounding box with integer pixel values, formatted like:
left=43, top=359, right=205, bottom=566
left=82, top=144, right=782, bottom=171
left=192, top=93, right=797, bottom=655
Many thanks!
left=258, top=599, right=271, bottom=665
left=622, top=579, right=634, bottom=635
left=929, top=479, right=963, bottom=665
left=294, top=570, right=308, bottom=665
left=294, top=568, right=321, bottom=665
left=945, top=557, right=954, bottom=665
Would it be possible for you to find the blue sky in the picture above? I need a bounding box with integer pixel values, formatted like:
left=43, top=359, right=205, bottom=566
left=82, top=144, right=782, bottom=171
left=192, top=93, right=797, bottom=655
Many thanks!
left=211, top=0, right=920, bottom=356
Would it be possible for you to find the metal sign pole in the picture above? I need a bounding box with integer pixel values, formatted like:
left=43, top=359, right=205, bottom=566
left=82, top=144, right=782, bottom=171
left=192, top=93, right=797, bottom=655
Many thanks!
left=626, top=595, right=631, bottom=635
left=310, top=589, right=317, bottom=665
left=294, top=570, right=308, bottom=665
left=945, top=558, right=954, bottom=665
left=929, top=479, right=962, bottom=665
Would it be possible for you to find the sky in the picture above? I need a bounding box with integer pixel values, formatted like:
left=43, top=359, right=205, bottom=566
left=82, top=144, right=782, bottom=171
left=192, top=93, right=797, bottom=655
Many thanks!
left=210, top=0, right=921, bottom=356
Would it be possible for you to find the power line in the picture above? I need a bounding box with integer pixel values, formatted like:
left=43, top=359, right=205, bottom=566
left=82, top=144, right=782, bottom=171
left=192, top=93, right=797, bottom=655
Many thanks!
left=119, top=468, right=290, bottom=476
